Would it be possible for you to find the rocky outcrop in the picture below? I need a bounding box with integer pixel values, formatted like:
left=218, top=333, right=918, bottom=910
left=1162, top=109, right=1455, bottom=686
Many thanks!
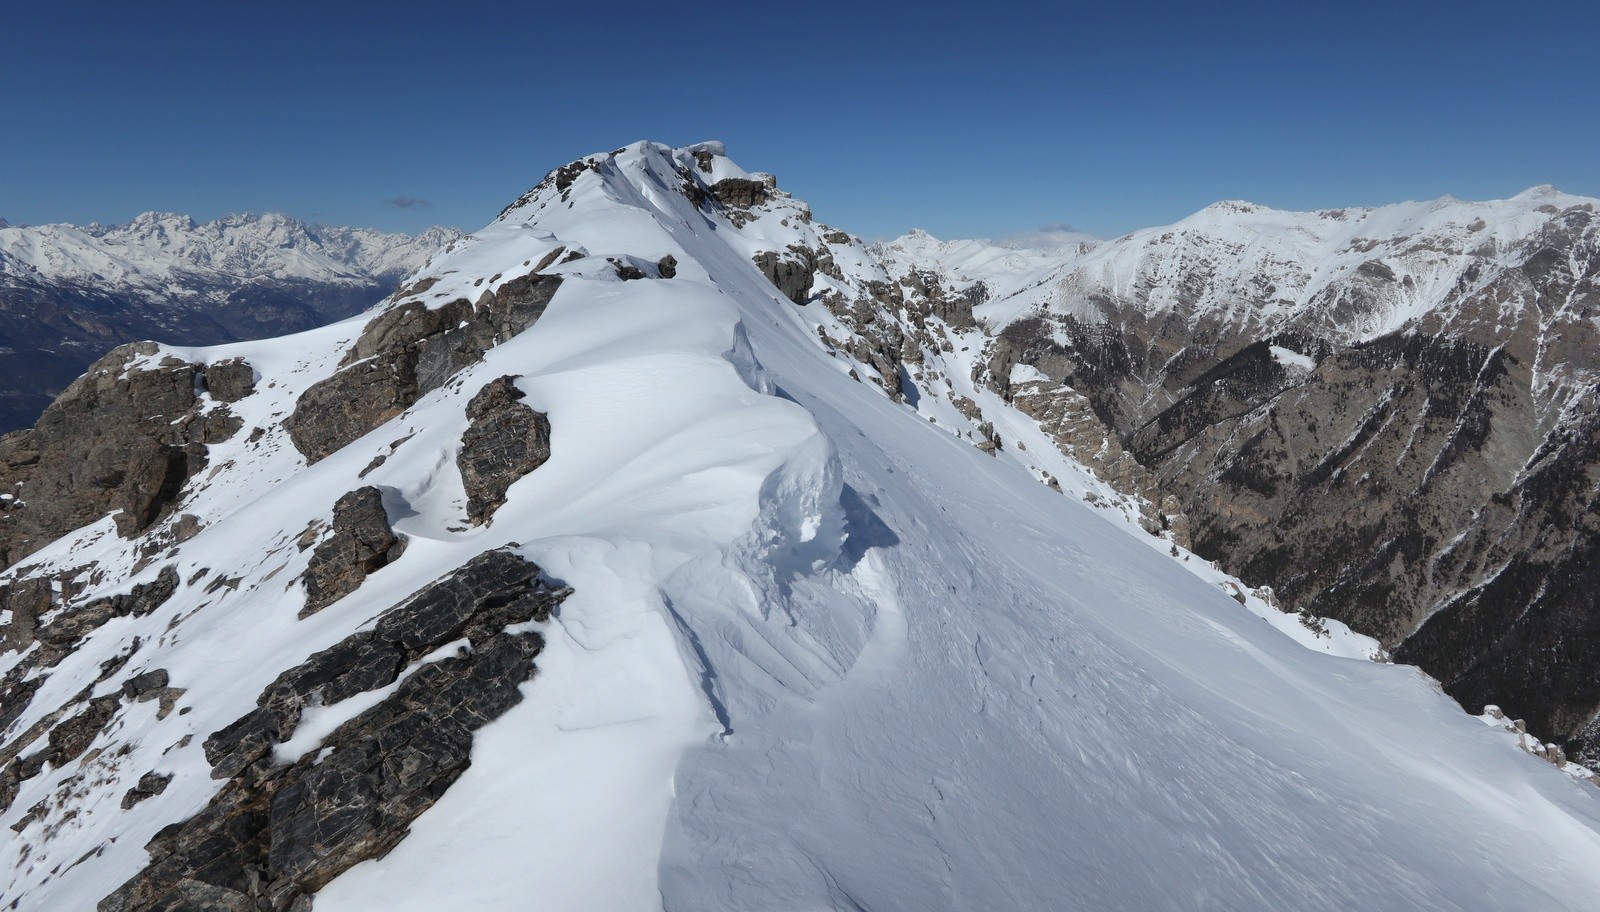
left=1008, top=379, right=1171, bottom=537
left=0, top=343, right=256, bottom=568
left=987, top=200, right=1600, bottom=759
left=33, top=565, right=180, bottom=661
left=46, top=694, right=121, bottom=767
left=104, top=550, right=568, bottom=912
left=120, top=772, right=172, bottom=810
left=711, top=177, right=770, bottom=209
left=0, top=575, right=50, bottom=653
left=2, top=564, right=178, bottom=673
left=300, top=487, right=405, bottom=617
left=285, top=273, right=561, bottom=463
left=754, top=248, right=816, bottom=305
left=2, top=688, right=122, bottom=814
left=204, top=358, right=256, bottom=402
left=458, top=377, right=551, bottom=525
left=0, top=566, right=181, bottom=814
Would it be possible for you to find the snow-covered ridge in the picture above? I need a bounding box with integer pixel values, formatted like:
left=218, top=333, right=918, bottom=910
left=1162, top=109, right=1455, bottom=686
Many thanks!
left=871, top=227, right=1093, bottom=305
left=975, top=185, right=1600, bottom=339
left=5, top=141, right=1600, bottom=911
left=0, top=212, right=463, bottom=289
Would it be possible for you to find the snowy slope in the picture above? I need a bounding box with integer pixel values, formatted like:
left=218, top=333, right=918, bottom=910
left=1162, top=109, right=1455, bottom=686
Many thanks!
left=981, top=185, right=1599, bottom=340
left=4, top=143, right=1600, bottom=912
left=872, top=227, right=1092, bottom=304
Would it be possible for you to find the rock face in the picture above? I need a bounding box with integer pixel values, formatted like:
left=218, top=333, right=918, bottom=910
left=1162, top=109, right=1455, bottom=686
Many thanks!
left=710, top=177, right=770, bottom=209
left=1008, top=379, right=1172, bottom=537
left=103, top=549, right=568, bottom=912
left=121, top=772, right=172, bottom=810
left=0, top=565, right=181, bottom=813
left=457, top=376, right=551, bottom=525
left=204, top=358, right=256, bottom=402
left=753, top=248, right=816, bottom=305
left=976, top=195, right=1600, bottom=761
left=300, top=487, right=405, bottom=617
left=285, top=273, right=561, bottom=462
left=3, top=563, right=179, bottom=671
left=0, top=343, right=239, bottom=566
left=31, top=566, right=180, bottom=664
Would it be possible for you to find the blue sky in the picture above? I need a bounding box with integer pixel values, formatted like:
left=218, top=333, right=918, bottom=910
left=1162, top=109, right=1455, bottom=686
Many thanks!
left=5, top=1, right=1597, bottom=240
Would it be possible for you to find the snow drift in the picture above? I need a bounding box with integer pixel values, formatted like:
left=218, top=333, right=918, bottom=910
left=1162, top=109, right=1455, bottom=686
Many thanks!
left=2, top=142, right=1599, bottom=911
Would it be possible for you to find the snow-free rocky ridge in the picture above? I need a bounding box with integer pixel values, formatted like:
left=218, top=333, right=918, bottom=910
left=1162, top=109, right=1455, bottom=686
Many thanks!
left=2, top=142, right=1599, bottom=911
left=0, top=214, right=463, bottom=433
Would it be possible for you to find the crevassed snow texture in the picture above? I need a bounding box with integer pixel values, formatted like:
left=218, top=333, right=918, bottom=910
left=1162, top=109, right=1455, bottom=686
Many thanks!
left=4, top=143, right=1599, bottom=912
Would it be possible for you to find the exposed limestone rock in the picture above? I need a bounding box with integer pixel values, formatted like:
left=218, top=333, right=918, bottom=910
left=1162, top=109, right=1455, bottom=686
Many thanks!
left=711, top=177, right=769, bottom=209
left=0, top=571, right=176, bottom=812
left=286, top=273, right=562, bottom=463
left=115, top=438, right=195, bottom=538
left=612, top=259, right=647, bottom=281
left=753, top=247, right=815, bottom=305
left=899, top=268, right=976, bottom=330
left=121, top=668, right=167, bottom=698
left=4, top=566, right=180, bottom=684
left=1008, top=379, right=1171, bottom=536
left=1159, top=495, right=1191, bottom=550
left=34, top=566, right=180, bottom=661
left=0, top=575, right=50, bottom=652
left=204, top=359, right=256, bottom=402
left=123, top=668, right=185, bottom=720
left=657, top=254, right=677, bottom=278
left=458, top=377, right=551, bottom=525
left=46, top=694, right=121, bottom=767
left=496, top=158, right=601, bottom=217
left=0, top=343, right=237, bottom=566
left=107, top=550, right=568, bottom=912
left=0, top=668, right=42, bottom=739
left=121, top=772, right=172, bottom=810
left=975, top=421, right=1001, bottom=454
left=283, top=352, right=421, bottom=465
left=300, top=487, right=405, bottom=617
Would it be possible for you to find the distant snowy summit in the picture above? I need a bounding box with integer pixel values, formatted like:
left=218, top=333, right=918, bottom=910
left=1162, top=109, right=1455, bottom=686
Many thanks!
left=0, top=213, right=462, bottom=432
left=0, top=211, right=461, bottom=290
left=962, top=185, right=1600, bottom=344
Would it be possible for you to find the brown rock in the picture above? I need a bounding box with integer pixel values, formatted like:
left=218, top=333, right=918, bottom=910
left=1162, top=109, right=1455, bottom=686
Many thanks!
left=204, top=359, right=256, bottom=402
left=286, top=274, right=562, bottom=463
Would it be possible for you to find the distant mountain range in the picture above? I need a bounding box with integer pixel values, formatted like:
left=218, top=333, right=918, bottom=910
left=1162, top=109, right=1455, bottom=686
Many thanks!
left=871, top=185, right=1600, bottom=763
left=0, top=213, right=462, bottom=432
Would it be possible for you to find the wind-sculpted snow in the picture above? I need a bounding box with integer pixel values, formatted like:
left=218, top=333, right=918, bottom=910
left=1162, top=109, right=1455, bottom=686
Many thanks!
left=3, top=142, right=1600, bottom=912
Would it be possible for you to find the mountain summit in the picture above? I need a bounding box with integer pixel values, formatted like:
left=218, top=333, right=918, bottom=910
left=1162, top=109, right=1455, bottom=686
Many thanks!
left=2, top=143, right=1599, bottom=911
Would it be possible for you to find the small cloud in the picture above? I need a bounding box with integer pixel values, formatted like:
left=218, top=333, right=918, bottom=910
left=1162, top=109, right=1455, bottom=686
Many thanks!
left=384, top=196, right=433, bottom=210
left=993, top=222, right=1097, bottom=250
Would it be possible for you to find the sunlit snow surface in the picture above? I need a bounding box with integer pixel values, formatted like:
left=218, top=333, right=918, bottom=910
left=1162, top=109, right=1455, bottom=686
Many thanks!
left=4, top=144, right=1600, bottom=911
